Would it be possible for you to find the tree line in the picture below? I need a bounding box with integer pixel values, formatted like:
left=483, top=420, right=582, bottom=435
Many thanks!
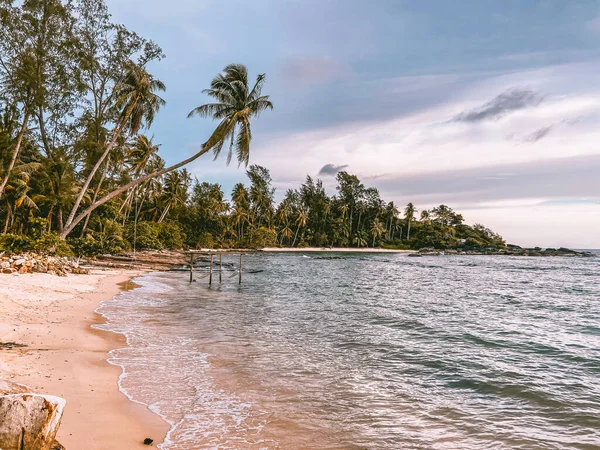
left=0, top=0, right=505, bottom=255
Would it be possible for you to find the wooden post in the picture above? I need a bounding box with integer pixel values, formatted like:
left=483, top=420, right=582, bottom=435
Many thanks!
left=189, top=254, right=194, bottom=282
left=209, top=254, right=214, bottom=285
left=219, top=254, right=222, bottom=282
left=239, top=253, right=243, bottom=284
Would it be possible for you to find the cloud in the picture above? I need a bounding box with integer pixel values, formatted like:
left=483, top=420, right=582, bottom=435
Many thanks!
left=452, top=88, right=545, bottom=123
left=522, top=125, right=553, bottom=143
left=279, top=55, right=353, bottom=86
left=372, top=154, right=600, bottom=205
left=318, top=163, right=349, bottom=176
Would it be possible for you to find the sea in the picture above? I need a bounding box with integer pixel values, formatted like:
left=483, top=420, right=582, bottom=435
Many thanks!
left=95, top=251, right=600, bottom=449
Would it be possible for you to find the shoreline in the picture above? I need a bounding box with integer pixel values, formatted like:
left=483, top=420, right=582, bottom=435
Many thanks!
left=260, top=247, right=416, bottom=253
left=0, top=269, right=170, bottom=449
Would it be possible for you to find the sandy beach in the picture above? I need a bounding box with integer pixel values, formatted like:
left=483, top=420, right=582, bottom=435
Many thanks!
left=0, top=270, right=169, bottom=449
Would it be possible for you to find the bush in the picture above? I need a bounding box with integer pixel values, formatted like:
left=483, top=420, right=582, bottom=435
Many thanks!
left=243, top=226, right=277, bottom=249
left=197, top=232, right=215, bottom=249
left=33, top=233, right=73, bottom=256
left=124, top=221, right=162, bottom=250
left=0, top=233, right=33, bottom=254
left=69, top=220, right=127, bottom=256
left=124, top=221, right=185, bottom=251
left=156, top=222, right=184, bottom=249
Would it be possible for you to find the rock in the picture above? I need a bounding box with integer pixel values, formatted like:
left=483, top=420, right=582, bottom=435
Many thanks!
left=0, top=380, right=28, bottom=395
left=2, top=268, right=15, bottom=274
left=18, top=265, right=28, bottom=274
left=50, top=439, right=66, bottom=450
left=0, top=261, right=9, bottom=269
left=0, top=394, right=65, bottom=450
left=143, top=437, right=154, bottom=445
left=13, top=258, right=26, bottom=266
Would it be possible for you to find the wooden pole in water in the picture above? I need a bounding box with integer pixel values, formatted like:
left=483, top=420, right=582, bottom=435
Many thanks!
left=219, top=254, right=222, bottom=282
left=189, top=254, right=194, bottom=282
left=239, top=253, right=243, bottom=284
left=209, top=254, right=214, bottom=285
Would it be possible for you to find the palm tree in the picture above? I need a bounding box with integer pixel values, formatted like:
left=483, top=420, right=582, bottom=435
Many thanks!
left=33, top=153, right=81, bottom=233
left=187, top=64, right=273, bottom=167
left=158, top=169, right=191, bottom=222
left=292, top=208, right=307, bottom=247
left=371, top=219, right=385, bottom=247
left=404, top=203, right=415, bottom=241
left=2, top=162, right=39, bottom=233
left=352, top=232, right=367, bottom=248
left=64, top=62, right=166, bottom=233
left=60, top=63, right=272, bottom=239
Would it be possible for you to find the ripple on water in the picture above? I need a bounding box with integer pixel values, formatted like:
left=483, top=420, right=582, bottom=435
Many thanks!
left=97, top=254, right=600, bottom=449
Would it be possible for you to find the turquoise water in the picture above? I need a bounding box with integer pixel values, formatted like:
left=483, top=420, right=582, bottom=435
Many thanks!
left=96, top=253, right=600, bottom=449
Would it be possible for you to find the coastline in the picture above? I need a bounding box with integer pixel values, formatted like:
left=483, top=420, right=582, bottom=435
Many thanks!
left=0, top=269, right=170, bottom=449
left=260, top=247, right=416, bottom=253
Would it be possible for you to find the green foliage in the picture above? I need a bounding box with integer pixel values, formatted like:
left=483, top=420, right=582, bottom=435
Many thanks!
left=0, top=218, right=72, bottom=256
left=243, top=226, right=277, bottom=249
left=69, top=220, right=126, bottom=256
left=197, top=232, right=215, bottom=249
left=156, top=222, right=184, bottom=249
left=0, top=233, right=33, bottom=254
left=124, top=221, right=184, bottom=251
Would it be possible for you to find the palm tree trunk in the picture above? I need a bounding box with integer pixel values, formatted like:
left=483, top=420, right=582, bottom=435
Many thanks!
left=57, top=206, right=64, bottom=233
left=292, top=226, right=300, bottom=247
left=407, top=219, right=411, bottom=240
left=3, top=208, right=10, bottom=233
left=80, top=161, right=110, bottom=237
left=60, top=144, right=216, bottom=239
left=64, top=120, right=125, bottom=231
left=158, top=202, right=171, bottom=223
left=0, top=110, right=30, bottom=199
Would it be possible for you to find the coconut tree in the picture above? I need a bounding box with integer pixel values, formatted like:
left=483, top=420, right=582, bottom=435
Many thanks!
left=158, top=169, right=191, bottom=222
left=64, top=62, right=166, bottom=232
left=371, top=219, right=385, bottom=248
left=404, top=203, right=416, bottom=241
left=292, top=208, right=307, bottom=247
left=60, top=63, right=272, bottom=238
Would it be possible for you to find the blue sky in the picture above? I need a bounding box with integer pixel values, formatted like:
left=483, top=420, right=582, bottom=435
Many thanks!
left=106, top=0, right=600, bottom=248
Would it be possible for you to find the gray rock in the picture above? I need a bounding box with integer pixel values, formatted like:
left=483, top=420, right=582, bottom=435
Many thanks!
left=0, top=394, right=66, bottom=450
left=13, top=258, right=26, bottom=266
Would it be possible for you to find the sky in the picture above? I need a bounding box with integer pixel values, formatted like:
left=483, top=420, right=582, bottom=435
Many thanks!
left=106, top=0, right=600, bottom=248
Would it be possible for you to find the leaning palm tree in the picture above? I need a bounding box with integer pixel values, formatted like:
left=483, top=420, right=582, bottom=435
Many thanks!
left=187, top=63, right=273, bottom=166
left=60, top=63, right=272, bottom=239
left=64, top=62, right=166, bottom=233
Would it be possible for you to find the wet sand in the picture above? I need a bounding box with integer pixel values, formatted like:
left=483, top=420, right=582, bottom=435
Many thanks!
left=0, top=270, right=169, bottom=449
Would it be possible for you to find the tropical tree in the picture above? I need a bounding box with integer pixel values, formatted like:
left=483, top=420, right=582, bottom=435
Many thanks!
left=404, top=203, right=416, bottom=241
left=64, top=62, right=166, bottom=232
left=59, top=63, right=273, bottom=238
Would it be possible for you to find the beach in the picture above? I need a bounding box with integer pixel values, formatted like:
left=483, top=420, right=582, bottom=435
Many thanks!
left=0, top=270, right=169, bottom=449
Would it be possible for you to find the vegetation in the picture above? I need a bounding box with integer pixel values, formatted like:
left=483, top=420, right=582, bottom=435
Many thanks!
left=0, top=0, right=505, bottom=255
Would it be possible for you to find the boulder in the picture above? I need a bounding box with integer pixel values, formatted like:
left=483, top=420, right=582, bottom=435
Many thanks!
left=13, top=258, right=26, bottom=266
left=0, top=394, right=65, bottom=450
left=18, top=265, right=28, bottom=274
left=0, top=380, right=28, bottom=395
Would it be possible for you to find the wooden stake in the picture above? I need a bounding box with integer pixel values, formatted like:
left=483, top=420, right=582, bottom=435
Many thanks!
left=239, top=253, right=243, bottom=284
left=219, top=254, right=222, bottom=282
left=209, top=254, right=214, bottom=285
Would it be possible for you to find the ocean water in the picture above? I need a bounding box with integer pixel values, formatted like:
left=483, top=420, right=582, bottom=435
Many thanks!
left=95, top=252, right=600, bottom=449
